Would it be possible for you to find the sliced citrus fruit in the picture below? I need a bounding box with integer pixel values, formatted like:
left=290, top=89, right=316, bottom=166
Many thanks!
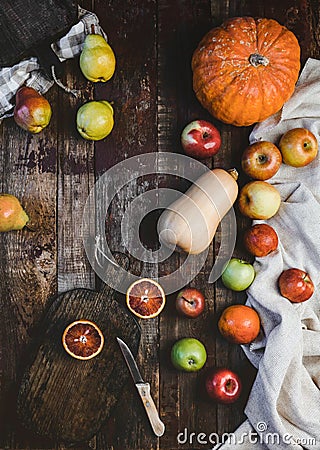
left=62, top=320, right=104, bottom=360
left=126, top=278, right=166, bottom=319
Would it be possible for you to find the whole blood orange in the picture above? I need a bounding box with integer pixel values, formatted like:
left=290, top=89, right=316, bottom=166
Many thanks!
left=62, top=320, right=104, bottom=360
left=126, top=278, right=166, bottom=319
left=218, top=305, right=260, bottom=344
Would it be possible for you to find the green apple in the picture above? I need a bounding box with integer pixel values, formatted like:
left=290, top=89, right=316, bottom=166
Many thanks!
left=222, top=258, right=255, bottom=291
left=76, top=101, right=114, bottom=141
left=171, top=338, right=207, bottom=372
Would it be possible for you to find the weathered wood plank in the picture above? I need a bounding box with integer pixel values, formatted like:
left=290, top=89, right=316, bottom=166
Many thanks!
left=55, top=0, right=96, bottom=447
left=0, top=87, right=58, bottom=449
left=56, top=60, right=95, bottom=293
left=156, top=2, right=219, bottom=449
left=92, top=1, right=159, bottom=449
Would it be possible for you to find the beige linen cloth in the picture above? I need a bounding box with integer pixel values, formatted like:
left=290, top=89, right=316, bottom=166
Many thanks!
left=219, top=58, right=320, bottom=450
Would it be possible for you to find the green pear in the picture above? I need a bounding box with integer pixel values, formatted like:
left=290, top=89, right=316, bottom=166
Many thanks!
left=0, top=194, right=29, bottom=232
left=76, top=101, right=114, bottom=141
left=80, top=34, right=116, bottom=82
left=14, top=87, right=52, bottom=133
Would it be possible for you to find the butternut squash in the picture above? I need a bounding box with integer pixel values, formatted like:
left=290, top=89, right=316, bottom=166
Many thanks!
left=158, top=168, right=238, bottom=254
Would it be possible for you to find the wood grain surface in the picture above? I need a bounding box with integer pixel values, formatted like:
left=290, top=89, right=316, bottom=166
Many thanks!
left=0, top=1, right=319, bottom=449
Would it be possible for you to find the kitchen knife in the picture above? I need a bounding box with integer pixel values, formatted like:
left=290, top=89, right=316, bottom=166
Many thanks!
left=117, top=337, right=165, bottom=437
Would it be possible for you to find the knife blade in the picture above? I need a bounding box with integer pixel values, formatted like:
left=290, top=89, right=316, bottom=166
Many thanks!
left=117, top=337, right=165, bottom=437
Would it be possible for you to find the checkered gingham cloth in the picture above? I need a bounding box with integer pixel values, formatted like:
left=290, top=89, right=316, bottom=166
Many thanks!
left=0, top=7, right=108, bottom=120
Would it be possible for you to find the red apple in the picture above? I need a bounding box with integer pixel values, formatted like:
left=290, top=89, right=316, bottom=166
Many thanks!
left=205, top=368, right=242, bottom=404
left=238, top=181, right=281, bottom=220
left=181, top=120, right=221, bottom=159
left=241, top=141, right=282, bottom=180
left=176, top=288, right=205, bottom=318
left=278, top=268, right=314, bottom=303
left=243, top=223, right=278, bottom=257
left=279, top=128, right=318, bottom=167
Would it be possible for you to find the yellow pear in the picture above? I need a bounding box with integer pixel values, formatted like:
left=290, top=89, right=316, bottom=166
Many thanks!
left=76, top=101, right=114, bottom=141
left=80, top=34, right=116, bottom=82
left=0, top=194, right=29, bottom=232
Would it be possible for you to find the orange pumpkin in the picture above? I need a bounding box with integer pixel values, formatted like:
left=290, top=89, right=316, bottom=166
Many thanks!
left=192, top=17, right=301, bottom=127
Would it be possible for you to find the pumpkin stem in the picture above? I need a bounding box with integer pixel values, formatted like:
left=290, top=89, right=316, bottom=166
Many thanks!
left=249, top=53, right=269, bottom=67
left=227, top=168, right=239, bottom=181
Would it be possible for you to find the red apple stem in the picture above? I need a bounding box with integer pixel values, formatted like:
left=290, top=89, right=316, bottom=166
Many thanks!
left=181, top=296, right=194, bottom=305
left=303, top=274, right=311, bottom=283
left=258, top=154, right=267, bottom=163
left=225, top=379, right=236, bottom=392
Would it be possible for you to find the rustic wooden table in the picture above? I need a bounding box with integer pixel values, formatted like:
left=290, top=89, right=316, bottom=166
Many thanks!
left=1, top=1, right=319, bottom=449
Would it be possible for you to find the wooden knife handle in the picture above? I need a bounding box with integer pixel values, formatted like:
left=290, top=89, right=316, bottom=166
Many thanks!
left=136, top=383, right=165, bottom=437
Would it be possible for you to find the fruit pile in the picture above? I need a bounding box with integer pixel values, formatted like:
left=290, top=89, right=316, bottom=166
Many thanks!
left=13, top=33, right=116, bottom=141
left=123, top=111, right=318, bottom=404
left=176, top=120, right=318, bottom=297
left=237, top=127, right=317, bottom=304
left=124, top=278, right=259, bottom=403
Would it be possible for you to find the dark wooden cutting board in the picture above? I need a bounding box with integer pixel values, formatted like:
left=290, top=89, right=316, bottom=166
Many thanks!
left=17, top=264, right=141, bottom=444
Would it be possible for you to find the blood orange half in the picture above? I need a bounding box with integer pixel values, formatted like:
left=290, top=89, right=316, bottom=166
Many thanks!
left=62, top=320, right=104, bottom=360
left=126, top=278, right=166, bottom=319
